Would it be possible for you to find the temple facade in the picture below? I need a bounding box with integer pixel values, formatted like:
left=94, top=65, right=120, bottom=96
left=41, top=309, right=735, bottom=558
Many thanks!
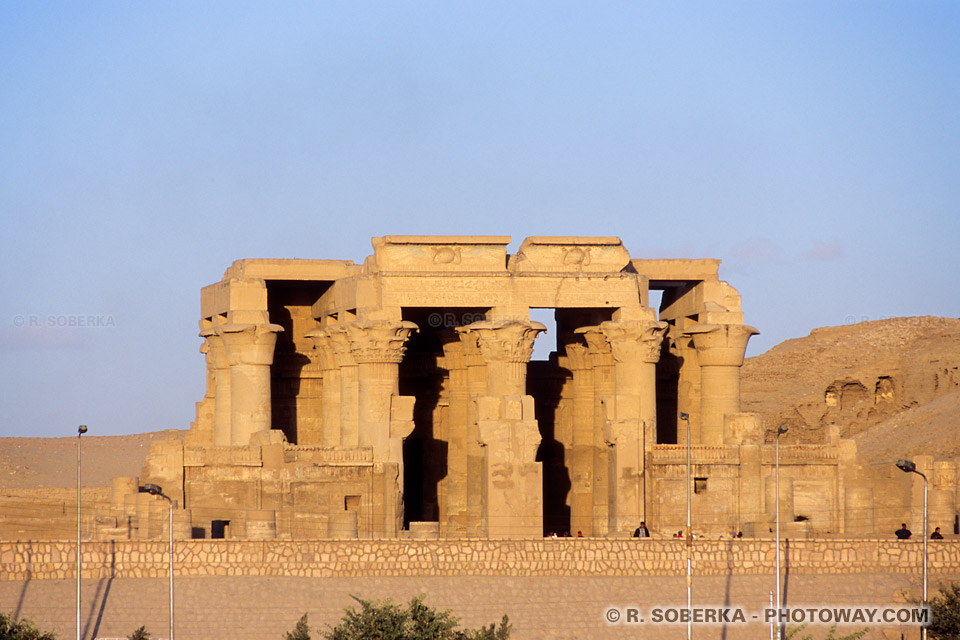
left=94, top=236, right=941, bottom=542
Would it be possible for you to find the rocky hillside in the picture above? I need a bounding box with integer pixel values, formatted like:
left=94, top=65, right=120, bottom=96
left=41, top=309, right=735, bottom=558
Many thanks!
left=741, top=316, right=960, bottom=461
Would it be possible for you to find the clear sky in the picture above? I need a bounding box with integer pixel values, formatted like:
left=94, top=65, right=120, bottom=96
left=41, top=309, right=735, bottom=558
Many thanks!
left=1, top=2, right=958, bottom=438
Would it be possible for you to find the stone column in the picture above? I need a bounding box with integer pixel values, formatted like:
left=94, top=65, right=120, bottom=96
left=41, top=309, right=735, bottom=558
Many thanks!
left=440, top=338, right=469, bottom=537
left=470, top=320, right=544, bottom=397
left=461, top=319, right=546, bottom=538
left=327, top=326, right=360, bottom=447
left=346, top=320, right=418, bottom=462
left=306, top=328, right=341, bottom=447
left=456, top=328, right=489, bottom=537
left=599, top=317, right=667, bottom=533
left=685, top=323, right=758, bottom=445
left=576, top=326, right=615, bottom=536
left=217, top=322, right=284, bottom=446
left=200, top=328, right=232, bottom=446
left=561, top=341, right=596, bottom=536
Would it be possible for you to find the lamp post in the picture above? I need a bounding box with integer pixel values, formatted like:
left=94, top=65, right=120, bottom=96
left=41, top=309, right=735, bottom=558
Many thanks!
left=775, top=425, right=788, bottom=640
left=76, top=424, right=87, bottom=640
left=896, top=459, right=927, bottom=640
left=141, top=483, right=174, bottom=640
left=679, top=411, right=692, bottom=640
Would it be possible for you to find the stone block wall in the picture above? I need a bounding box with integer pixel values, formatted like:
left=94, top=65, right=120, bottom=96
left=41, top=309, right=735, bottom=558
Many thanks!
left=2, top=538, right=957, bottom=581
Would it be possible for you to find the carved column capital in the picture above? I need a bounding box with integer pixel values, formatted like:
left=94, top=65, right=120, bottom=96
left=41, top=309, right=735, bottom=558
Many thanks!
left=200, top=328, right=230, bottom=369
left=460, top=319, right=546, bottom=364
left=216, top=322, right=284, bottom=366
left=344, top=320, right=419, bottom=364
left=325, top=325, right=357, bottom=367
left=600, top=319, right=669, bottom=364
left=305, top=328, right=341, bottom=371
left=685, top=323, right=759, bottom=367
left=561, top=341, right=592, bottom=371
left=574, top=326, right=615, bottom=367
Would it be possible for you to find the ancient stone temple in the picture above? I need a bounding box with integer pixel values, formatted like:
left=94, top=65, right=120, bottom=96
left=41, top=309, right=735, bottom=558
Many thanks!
left=104, top=235, right=925, bottom=543
left=125, top=236, right=759, bottom=539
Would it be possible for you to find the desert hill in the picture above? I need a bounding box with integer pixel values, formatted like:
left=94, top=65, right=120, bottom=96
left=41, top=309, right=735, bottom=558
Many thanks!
left=741, top=315, right=960, bottom=462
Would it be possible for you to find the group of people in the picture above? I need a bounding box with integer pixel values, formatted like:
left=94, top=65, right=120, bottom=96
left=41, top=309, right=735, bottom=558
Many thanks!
left=895, top=523, right=946, bottom=540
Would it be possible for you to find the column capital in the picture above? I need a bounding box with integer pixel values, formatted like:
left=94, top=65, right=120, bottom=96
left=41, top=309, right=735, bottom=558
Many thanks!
left=345, top=320, right=419, bottom=364
left=439, top=337, right=467, bottom=371
left=685, top=323, right=759, bottom=366
left=305, top=328, right=340, bottom=371
left=599, top=319, right=669, bottom=364
left=325, top=325, right=357, bottom=367
left=574, top=325, right=614, bottom=367
left=560, top=341, right=592, bottom=371
left=199, top=328, right=230, bottom=369
left=457, top=319, right=546, bottom=364
left=216, top=322, right=284, bottom=366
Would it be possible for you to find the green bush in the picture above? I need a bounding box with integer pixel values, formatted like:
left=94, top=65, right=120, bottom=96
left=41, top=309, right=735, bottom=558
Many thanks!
left=0, top=612, right=56, bottom=640
left=127, top=626, right=151, bottom=640
left=285, top=614, right=310, bottom=640
left=323, top=595, right=510, bottom=640
left=925, top=582, right=960, bottom=639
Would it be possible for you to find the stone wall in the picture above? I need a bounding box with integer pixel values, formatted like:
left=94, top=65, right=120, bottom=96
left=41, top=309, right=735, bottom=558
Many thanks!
left=2, top=538, right=956, bottom=581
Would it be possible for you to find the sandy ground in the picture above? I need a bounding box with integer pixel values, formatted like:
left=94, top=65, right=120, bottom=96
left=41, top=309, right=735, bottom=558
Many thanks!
left=0, top=429, right=183, bottom=489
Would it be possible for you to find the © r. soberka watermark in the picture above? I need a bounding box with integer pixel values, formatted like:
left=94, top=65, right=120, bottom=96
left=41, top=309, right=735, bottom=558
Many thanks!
left=604, top=605, right=930, bottom=626
left=12, top=314, right=116, bottom=328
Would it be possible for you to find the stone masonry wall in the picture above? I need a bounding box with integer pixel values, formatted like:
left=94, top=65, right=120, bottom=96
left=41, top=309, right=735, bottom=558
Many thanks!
left=1, top=538, right=956, bottom=581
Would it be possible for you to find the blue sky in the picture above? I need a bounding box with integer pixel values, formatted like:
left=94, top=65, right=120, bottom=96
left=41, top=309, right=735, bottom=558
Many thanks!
left=1, top=2, right=958, bottom=437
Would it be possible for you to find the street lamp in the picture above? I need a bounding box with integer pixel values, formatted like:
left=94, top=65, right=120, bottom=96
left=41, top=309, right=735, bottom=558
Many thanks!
left=679, top=411, right=692, bottom=640
left=896, top=459, right=927, bottom=640
left=775, top=425, right=788, bottom=640
left=141, top=483, right=174, bottom=640
left=76, top=424, right=87, bottom=640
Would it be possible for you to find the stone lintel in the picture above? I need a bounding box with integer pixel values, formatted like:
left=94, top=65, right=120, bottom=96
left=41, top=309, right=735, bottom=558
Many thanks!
left=199, top=277, right=271, bottom=325
left=515, top=237, right=630, bottom=274
left=633, top=258, right=721, bottom=283
left=370, top=236, right=510, bottom=274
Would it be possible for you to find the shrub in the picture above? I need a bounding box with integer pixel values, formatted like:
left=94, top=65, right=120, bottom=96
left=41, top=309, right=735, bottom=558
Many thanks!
left=324, top=595, right=510, bottom=640
left=285, top=614, right=310, bottom=640
left=127, top=626, right=151, bottom=640
left=925, top=582, right=960, bottom=639
left=0, top=612, right=56, bottom=640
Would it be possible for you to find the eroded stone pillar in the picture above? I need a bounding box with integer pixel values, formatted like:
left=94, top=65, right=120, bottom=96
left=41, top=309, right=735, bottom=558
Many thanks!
left=217, top=322, right=284, bottom=446
left=576, top=325, right=615, bottom=536
left=306, top=328, right=342, bottom=447
left=599, top=317, right=667, bottom=533
left=440, top=338, right=469, bottom=537
left=200, top=329, right=232, bottom=446
left=328, top=326, right=359, bottom=447
left=461, top=319, right=546, bottom=538
left=456, top=327, right=489, bottom=537
left=686, top=323, right=758, bottom=445
left=561, top=341, right=596, bottom=536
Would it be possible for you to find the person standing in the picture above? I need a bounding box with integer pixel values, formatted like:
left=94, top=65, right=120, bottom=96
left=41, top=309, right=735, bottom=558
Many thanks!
left=895, top=523, right=912, bottom=540
left=632, top=521, right=650, bottom=538
left=931, top=527, right=944, bottom=540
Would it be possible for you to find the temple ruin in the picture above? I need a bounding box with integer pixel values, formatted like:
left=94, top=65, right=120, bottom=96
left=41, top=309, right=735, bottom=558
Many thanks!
left=72, top=236, right=950, bottom=541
